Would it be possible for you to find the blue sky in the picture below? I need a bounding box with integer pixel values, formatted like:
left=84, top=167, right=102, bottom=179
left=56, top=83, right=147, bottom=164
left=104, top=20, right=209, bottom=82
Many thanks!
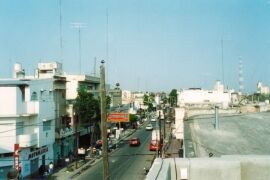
left=0, top=0, right=270, bottom=92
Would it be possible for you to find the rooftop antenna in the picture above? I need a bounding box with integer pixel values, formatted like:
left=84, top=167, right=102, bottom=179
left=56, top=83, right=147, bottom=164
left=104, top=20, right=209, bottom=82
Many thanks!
left=71, top=22, right=87, bottom=75
left=58, top=0, right=63, bottom=65
left=239, top=57, right=244, bottom=94
left=221, top=37, right=225, bottom=87
left=106, top=7, right=109, bottom=83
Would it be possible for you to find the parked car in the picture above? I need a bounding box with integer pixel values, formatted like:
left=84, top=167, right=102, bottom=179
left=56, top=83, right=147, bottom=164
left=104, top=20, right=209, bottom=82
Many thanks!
left=149, top=140, right=161, bottom=151
left=129, top=137, right=141, bottom=146
left=166, top=119, right=171, bottom=124
left=145, top=124, right=153, bottom=131
left=151, top=118, right=156, bottom=122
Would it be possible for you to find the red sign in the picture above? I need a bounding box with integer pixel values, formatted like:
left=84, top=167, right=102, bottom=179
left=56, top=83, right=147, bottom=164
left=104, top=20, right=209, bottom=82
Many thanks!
left=107, top=113, right=129, bottom=122
left=14, top=144, right=20, bottom=171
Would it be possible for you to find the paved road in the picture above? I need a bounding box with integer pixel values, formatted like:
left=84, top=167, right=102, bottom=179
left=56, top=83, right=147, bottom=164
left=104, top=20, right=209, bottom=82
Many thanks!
left=75, top=122, right=156, bottom=180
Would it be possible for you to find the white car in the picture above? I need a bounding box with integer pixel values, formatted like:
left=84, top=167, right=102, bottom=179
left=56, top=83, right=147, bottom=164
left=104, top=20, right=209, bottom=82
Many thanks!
left=166, top=120, right=171, bottom=124
left=151, top=118, right=156, bottom=122
left=145, top=124, right=153, bottom=130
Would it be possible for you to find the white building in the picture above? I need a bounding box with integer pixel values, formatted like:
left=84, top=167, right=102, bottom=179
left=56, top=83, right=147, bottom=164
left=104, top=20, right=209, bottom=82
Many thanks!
left=155, top=93, right=161, bottom=106
left=133, top=92, right=146, bottom=110
left=177, top=81, right=231, bottom=109
left=122, top=90, right=133, bottom=105
left=0, top=79, right=56, bottom=179
left=257, top=82, right=270, bottom=94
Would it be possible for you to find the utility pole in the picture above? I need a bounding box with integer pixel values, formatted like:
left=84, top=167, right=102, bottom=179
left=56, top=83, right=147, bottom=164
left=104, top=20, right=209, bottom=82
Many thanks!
left=100, top=60, right=109, bottom=180
left=158, top=111, right=162, bottom=157
left=214, top=106, right=219, bottom=130
left=74, top=113, right=79, bottom=169
left=163, top=109, right=166, bottom=158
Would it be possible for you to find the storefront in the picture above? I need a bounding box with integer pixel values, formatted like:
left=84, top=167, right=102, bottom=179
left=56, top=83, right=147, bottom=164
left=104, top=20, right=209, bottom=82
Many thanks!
left=19, top=144, right=54, bottom=178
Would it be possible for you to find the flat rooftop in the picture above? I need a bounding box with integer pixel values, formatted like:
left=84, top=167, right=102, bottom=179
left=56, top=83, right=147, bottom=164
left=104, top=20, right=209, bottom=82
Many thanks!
left=185, top=112, right=270, bottom=158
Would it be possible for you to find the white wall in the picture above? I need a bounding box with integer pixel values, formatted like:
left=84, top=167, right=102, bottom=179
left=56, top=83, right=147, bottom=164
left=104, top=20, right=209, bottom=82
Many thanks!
left=178, top=89, right=231, bottom=109
left=66, top=78, right=79, bottom=100
left=0, top=87, right=18, bottom=115
left=28, top=79, right=55, bottom=147
left=0, top=119, right=17, bottom=153
left=174, top=108, right=185, bottom=140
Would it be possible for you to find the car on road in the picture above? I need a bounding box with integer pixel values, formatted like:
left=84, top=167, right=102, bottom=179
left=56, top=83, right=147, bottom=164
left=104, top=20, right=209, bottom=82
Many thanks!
left=166, top=119, right=171, bottom=124
left=129, top=137, right=141, bottom=146
left=145, top=124, right=153, bottom=131
left=151, top=118, right=156, bottom=122
left=149, top=140, right=161, bottom=151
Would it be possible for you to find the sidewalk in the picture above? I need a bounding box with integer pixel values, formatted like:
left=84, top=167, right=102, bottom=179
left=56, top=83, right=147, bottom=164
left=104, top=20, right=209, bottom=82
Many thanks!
left=51, top=128, right=136, bottom=180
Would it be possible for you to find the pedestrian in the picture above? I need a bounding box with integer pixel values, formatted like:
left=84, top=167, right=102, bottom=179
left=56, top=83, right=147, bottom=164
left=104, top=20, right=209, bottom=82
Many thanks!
left=48, top=162, right=54, bottom=174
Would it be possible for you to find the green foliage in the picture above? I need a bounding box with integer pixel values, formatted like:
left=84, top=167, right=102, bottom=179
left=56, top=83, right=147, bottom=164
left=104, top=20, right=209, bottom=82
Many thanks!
left=247, top=93, right=270, bottom=102
left=106, top=95, right=111, bottom=110
left=161, top=96, right=168, bottom=104
left=74, top=86, right=100, bottom=124
left=129, top=114, right=138, bottom=122
left=143, top=93, right=155, bottom=111
left=169, top=89, right=178, bottom=106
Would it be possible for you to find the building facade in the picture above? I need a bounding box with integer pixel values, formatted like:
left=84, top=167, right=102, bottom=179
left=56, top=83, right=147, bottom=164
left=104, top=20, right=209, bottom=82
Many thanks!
left=177, top=81, right=231, bottom=109
left=0, top=79, right=56, bottom=178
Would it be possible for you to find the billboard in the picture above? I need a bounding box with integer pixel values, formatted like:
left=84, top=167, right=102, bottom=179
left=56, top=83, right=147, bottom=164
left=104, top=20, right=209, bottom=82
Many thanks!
left=107, top=113, right=129, bottom=122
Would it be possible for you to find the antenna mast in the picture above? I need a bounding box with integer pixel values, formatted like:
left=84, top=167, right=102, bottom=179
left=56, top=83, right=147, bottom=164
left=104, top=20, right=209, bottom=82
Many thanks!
left=239, top=57, right=244, bottom=94
left=59, top=0, right=63, bottom=64
left=71, top=22, right=86, bottom=74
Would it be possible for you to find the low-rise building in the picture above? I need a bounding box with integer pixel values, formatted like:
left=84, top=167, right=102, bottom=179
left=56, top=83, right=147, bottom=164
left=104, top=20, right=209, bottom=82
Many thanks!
left=257, top=82, right=270, bottom=94
left=177, top=81, right=231, bottom=109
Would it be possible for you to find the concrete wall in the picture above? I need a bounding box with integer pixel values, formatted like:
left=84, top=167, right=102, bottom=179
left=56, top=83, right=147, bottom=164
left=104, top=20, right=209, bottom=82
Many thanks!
left=148, top=156, right=270, bottom=180
left=0, top=87, right=18, bottom=115
left=174, top=108, right=185, bottom=139
left=187, top=108, right=239, bottom=118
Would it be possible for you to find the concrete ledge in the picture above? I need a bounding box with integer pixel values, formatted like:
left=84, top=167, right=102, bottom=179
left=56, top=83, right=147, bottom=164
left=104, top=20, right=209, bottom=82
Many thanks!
left=147, top=156, right=270, bottom=180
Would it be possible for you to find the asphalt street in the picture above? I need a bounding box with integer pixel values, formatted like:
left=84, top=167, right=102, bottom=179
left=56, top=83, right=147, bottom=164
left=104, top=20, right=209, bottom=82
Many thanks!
left=75, top=122, right=156, bottom=180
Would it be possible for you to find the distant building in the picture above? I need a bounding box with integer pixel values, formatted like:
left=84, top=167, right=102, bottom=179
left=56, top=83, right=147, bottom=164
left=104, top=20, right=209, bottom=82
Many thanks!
left=133, top=92, right=146, bottom=110
left=177, top=81, right=231, bottom=109
left=257, top=82, right=270, bottom=94
left=122, top=90, right=133, bottom=105
left=108, top=83, right=122, bottom=107
left=155, top=93, right=161, bottom=105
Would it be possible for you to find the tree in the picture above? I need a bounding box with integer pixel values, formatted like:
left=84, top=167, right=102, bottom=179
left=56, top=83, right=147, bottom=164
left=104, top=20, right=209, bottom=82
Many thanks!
left=74, top=86, right=99, bottom=125
left=143, top=94, right=154, bottom=111
left=169, top=89, right=178, bottom=107
left=106, top=95, right=111, bottom=110
left=129, top=114, right=138, bottom=122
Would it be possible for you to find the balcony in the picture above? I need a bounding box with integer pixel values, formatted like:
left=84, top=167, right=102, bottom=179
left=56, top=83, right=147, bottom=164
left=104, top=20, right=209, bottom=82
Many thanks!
left=21, top=101, right=39, bottom=116
left=17, top=133, right=38, bottom=147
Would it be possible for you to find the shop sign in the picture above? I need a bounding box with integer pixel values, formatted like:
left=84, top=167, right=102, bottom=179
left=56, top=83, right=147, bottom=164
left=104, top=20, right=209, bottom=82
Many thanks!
left=28, top=147, right=48, bottom=160
left=14, top=144, right=20, bottom=170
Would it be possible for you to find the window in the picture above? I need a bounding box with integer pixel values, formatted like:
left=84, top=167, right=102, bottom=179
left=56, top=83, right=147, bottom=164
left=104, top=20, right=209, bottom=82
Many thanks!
left=43, top=121, right=51, bottom=131
left=31, top=92, right=38, bottom=101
